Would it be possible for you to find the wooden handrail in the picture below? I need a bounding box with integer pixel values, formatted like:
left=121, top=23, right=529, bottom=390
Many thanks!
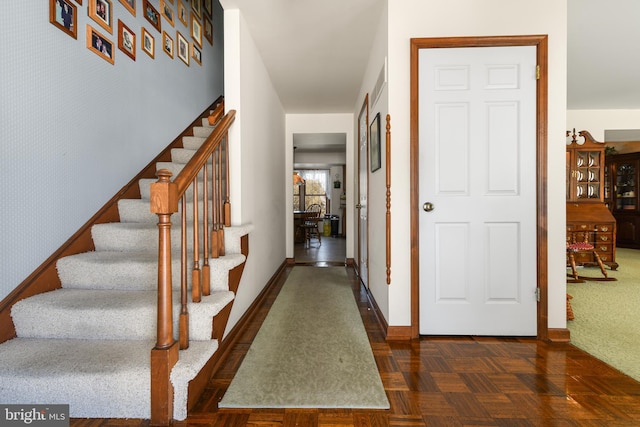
left=149, top=104, right=235, bottom=424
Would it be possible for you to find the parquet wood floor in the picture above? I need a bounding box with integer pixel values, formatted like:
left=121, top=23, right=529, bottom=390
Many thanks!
left=71, top=265, right=640, bottom=426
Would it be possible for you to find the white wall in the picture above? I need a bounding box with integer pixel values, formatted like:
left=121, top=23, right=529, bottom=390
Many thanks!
left=356, top=0, right=569, bottom=331
left=355, top=3, right=390, bottom=321
left=285, top=115, right=355, bottom=259
left=567, top=110, right=640, bottom=141
left=0, top=1, right=224, bottom=302
left=222, top=8, right=287, bottom=335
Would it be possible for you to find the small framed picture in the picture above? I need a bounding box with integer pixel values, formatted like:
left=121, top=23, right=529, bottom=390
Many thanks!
left=203, top=0, right=211, bottom=17
left=142, top=27, right=154, bottom=58
left=191, top=0, right=201, bottom=18
left=119, top=0, right=136, bottom=16
left=203, top=16, right=212, bottom=45
left=118, top=20, right=136, bottom=60
left=89, top=0, right=113, bottom=34
left=160, top=0, right=174, bottom=27
left=190, top=13, right=202, bottom=48
left=191, top=43, right=201, bottom=66
left=50, top=0, right=77, bottom=39
left=86, top=24, right=114, bottom=64
left=162, top=31, right=174, bottom=58
left=143, top=0, right=161, bottom=32
left=177, top=31, right=189, bottom=65
left=177, top=0, right=188, bottom=26
left=370, top=112, right=381, bottom=172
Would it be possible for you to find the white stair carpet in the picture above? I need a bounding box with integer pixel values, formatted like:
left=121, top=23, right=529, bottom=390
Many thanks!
left=0, top=115, right=251, bottom=421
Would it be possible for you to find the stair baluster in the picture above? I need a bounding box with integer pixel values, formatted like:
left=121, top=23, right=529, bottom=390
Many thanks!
left=150, top=108, right=236, bottom=424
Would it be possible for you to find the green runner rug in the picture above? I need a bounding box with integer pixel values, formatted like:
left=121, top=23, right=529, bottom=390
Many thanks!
left=219, top=266, right=389, bottom=409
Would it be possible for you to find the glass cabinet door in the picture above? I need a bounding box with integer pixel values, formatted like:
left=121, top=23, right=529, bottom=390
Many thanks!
left=615, top=162, right=637, bottom=210
left=574, top=150, right=601, bottom=200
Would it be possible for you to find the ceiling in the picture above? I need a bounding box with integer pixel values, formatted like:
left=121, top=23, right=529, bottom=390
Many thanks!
left=221, top=0, right=640, bottom=149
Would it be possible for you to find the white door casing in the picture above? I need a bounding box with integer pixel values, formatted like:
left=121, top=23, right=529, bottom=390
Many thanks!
left=418, top=46, right=538, bottom=335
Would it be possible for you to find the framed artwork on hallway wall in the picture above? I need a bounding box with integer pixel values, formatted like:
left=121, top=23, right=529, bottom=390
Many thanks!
left=89, top=0, right=113, bottom=34
left=370, top=112, right=381, bottom=172
left=178, top=0, right=188, bottom=26
left=143, top=0, right=162, bottom=33
left=177, top=31, right=189, bottom=66
left=162, top=30, right=174, bottom=58
left=50, top=0, right=78, bottom=39
left=117, top=19, right=136, bottom=61
left=86, top=24, right=114, bottom=64
left=142, top=27, right=154, bottom=58
left=191, top=12, right=202, bottom=47
left=119, top=0, right=136, bottom=16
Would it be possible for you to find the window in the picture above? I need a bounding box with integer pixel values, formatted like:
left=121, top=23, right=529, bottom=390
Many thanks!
left=293, top=169, right=329, bottom=216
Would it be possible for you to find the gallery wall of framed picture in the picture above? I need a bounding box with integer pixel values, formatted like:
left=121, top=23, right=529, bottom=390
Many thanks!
left=49, top=0, right=214, bottom=66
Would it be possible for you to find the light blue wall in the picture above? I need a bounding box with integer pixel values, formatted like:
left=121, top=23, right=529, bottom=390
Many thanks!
left=0, top=1, right=224, bottom=301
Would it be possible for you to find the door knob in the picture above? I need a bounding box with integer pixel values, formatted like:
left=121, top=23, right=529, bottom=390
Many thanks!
left=423, top=202, right=435, bottom=212
left=355, top=204, right=362, bottom=209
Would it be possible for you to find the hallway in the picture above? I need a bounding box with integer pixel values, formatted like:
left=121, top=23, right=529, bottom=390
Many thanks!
left=294, top=235, right=346, bottom=265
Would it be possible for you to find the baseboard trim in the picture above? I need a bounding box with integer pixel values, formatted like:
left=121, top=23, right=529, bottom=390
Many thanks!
left=547, top=328, right=571, bottom=343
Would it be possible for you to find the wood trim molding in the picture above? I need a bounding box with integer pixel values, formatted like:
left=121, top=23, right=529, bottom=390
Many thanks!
left=386, top=326, right=413, bottom=341
left=547, top=328, right=571, bottom=343
left=409, top=35, right=549, bottom=340
left=385, top=114, right=392, bottom=285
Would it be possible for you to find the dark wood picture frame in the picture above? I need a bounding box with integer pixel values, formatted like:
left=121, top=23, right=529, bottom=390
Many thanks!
left=118, top=19, right=136, bottom=61
left=204, top=16, right=213, bottom=45
left=203, top=0, right=212, bottom=17
left=50, top=0, right=78, bottom=39
left=370, top=112, right=381, bottom=172
left=143, top=0, right=162, bottom=32
left=89, top=0, right=113, bottom=34
left=191, top=0, right=201, bottom=18
left=119, top=0, right=136, bottom=16
left=86, top=24, right=114, bottom=64
left=142, top=27, right=155, bottom=58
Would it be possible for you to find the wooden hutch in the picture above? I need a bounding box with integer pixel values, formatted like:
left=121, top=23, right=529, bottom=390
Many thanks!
left=605, top=151, right=640, bottom=248
left=566, top=129, right=618, bottom=269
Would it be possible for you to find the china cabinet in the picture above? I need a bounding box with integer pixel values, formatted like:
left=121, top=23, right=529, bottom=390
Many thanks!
left=605, top=152, right=640, bottom=248
left=566, top=130, right=618, bottom=269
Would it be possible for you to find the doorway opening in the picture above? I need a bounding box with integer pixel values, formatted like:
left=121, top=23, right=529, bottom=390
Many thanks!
left=293, top=133, right=347, bottom=265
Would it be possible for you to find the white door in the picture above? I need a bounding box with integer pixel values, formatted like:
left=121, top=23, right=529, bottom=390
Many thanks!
left=357, top=97, right=369, bottom=287
left=419, top=46, right=538, bottom=335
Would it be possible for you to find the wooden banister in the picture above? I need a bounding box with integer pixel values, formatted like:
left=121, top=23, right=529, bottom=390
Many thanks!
left=149, top=104, right=235, bottom=424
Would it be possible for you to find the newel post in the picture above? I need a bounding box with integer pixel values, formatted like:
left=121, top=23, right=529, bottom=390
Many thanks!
left=149, top=169, right=179, bottom=426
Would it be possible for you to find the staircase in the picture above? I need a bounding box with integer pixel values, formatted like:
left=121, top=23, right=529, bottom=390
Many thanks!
left=0, top=105, right=249, bottom=421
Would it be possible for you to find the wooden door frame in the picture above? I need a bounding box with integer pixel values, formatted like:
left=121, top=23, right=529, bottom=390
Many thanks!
left=356, top=93, right=370, bottom=284
left=409, top=35, right=549, bottom=340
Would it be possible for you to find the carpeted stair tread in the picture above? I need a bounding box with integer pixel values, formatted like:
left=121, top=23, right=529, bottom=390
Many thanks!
left=91, top=221, right=250, bottom=253
left=171, top=147, right=198, bottom=164
left=137, top=177, right=214, bottom=202
left=193, top=126, right=214, bottom=138
left=182, top=135, right=207, bottom=150
left=12, top=289, right=235, bottom=341
left=0, top=337, right=217, bottom=420
left=156, top=161, right=186, bottom=176
left=57, top=250, right=245, bottom=291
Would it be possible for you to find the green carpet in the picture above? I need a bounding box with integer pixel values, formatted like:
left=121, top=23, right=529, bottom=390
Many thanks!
left=567, top=248, right=640, bottom=381
left=219, top=267, right=389, bottom=409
